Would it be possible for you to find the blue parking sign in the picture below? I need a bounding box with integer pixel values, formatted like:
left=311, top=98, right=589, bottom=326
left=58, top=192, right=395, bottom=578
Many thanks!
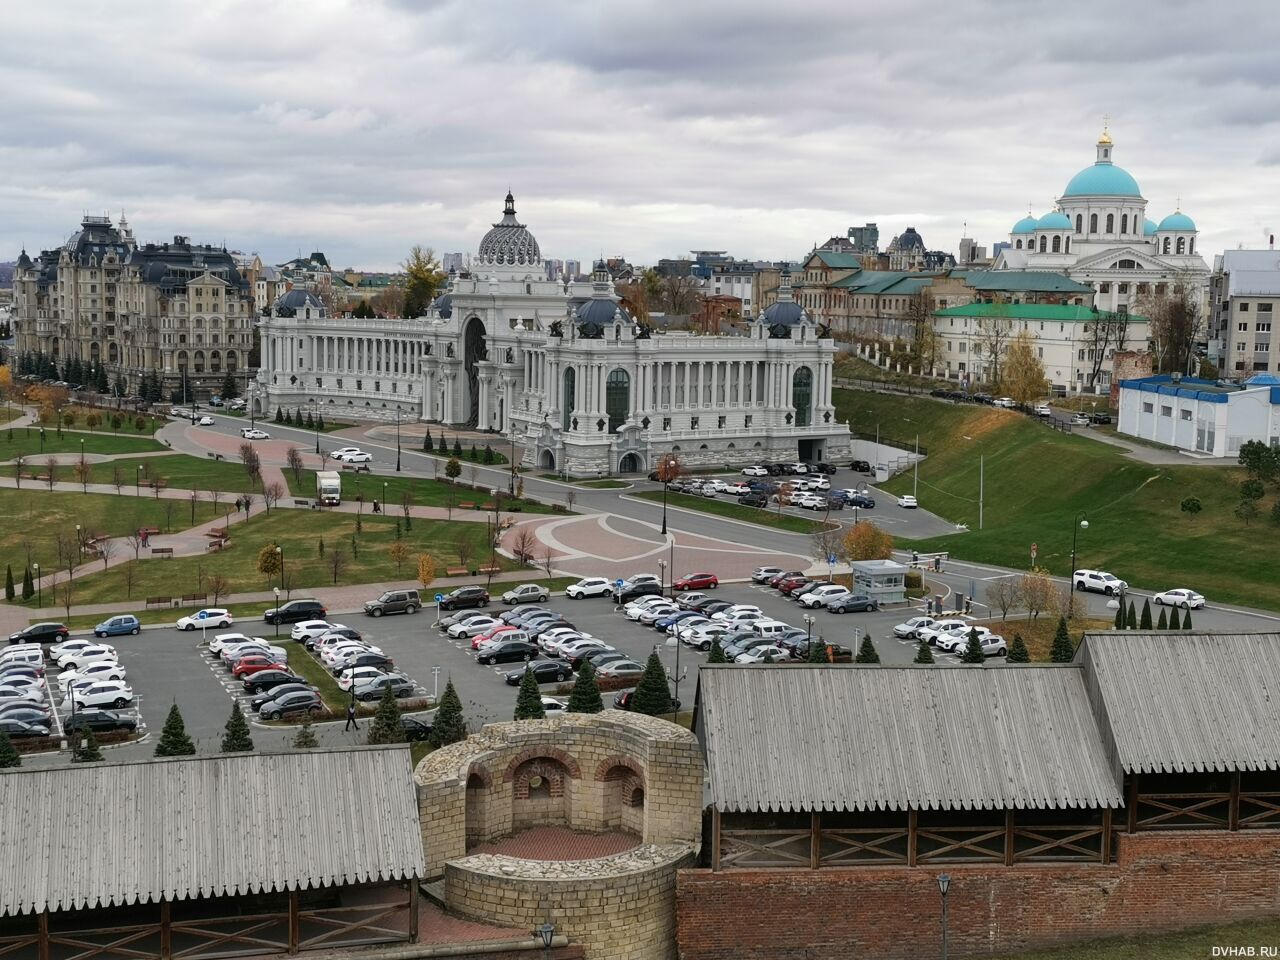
left=434, top=593, right=444, bottom=603
left=615, top=579, right=625, bottom=588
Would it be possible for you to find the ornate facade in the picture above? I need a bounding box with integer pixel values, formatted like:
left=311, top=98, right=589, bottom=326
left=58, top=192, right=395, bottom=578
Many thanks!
left=257, top=193, right=851, bottom=476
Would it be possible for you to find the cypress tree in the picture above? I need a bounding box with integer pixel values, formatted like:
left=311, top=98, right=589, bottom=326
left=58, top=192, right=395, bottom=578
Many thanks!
left=274, top=406, right=283, bottom=423
left=854, top=635, right=881, bottom=663
left=305, top=411, right=315, bottom=429
left=1113, top=603, right=1124, bottom=629
left=706, top=639, right=727, bottom=664
left=807, top=636, right=828, bottom=662
left=468, top=443, right=477, bottom=462
left=316, top=413, right=325, bottom=430
left=0, top=731, right=19, bottom=768
left=293, top=720, right=318, bottom=749
left=566, top=660, right=603, bottom=713
left=1007, top=634, right=1031, bottom=663
left=1050, top=616, right=1075, bottom=663
left=368, top=685, right=405, bottom=744
left=154, top=704, right=196, bottom=757
left=1183, top=609, right=1193, bottom=630
left=429, top=679, right=467, bottom=749
left=959, top=628, right=986, bottom=664
left=513, top=668, right=547, bottom=720
left=438, top=434, right=449, bottom=454
left=453, top=438, right=462, bottom=457
left=914, top=639, right=934, bottom=664
left=1139, top=598, right=1153, bottom=630
left=1126, top=601, right=1137, bottom=629
left=220, top=703, right=254, bottom=752
left=1168, top=607, right=1182, bottom=630
left=3, top=565, right=12, bottom=602
left=20, top=567, right=32, bottom=601
left=72, top=727, right=103, bottom=763
left=631, top=650, right=673, bottom=716
left=483, top=445, right=495, bottom=465
left=423, top=428, right=432, bottom=452
left=1156, top=608, right=1168, bottom=630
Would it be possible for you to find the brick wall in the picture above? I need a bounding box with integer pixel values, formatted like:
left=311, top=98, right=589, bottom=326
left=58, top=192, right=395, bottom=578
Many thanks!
left=677, top=830, right=1280, bottom=959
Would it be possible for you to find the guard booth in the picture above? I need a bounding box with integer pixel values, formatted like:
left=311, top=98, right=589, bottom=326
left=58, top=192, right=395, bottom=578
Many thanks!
left=851, top=559, right=908, bottom=605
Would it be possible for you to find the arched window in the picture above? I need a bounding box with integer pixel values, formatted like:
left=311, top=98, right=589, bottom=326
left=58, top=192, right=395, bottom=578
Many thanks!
left=1090, top=214, right=1098, bottom=233
left=210, top=350, right=221, bottom=373
left=1189, top=238, right=1195, bottom=255
left=605, top=368, right=630, bottom=434
left=792, top=367, right=813, bottom=427
left=1052, top=236, right=1061, bottom=253
left=177, top=350, right=189, bottom=371
left=1120, top=214, right=1129, bottom=234
left=1163, top=238, right=1171, bottom=254
left=562, top=367, right=576, bottom=432
left=1075, top=214, right=1083, bottom=234
left=1015, top=239, right=1023, bottom=250
left=1177, top=237, right=1186, bottom=254
left=1106, top=214, right=1115, bottom=233
left=226, top=351, right=238, bottom=372
left=1038, top=236, right=1047, bottom=253
left=193, top=350, right=205, bottom=373
left=1065, top=237, right=1071, bottom=254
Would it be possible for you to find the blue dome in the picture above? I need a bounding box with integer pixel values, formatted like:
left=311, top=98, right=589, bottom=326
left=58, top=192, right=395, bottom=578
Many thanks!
left=1036, top=211, right=1071, bottom=230
left=1143, top=218, right=1158, bottom=236
left=1062, top=162, right=1142, bottom=198
left=1157, top=211, right=1196, bottom=232
left=1011, top=215, right=1038, bottom=235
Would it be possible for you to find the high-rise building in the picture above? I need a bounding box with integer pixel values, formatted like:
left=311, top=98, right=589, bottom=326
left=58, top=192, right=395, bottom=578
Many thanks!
left=847, top=223, right=879, bottom=255
left=441, top=252, right=466, bottom=274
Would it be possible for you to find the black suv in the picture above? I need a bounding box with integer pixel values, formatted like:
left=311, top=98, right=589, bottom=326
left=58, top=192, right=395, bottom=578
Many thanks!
left=8, top=622, right=70, bottom=646
left=614, top=581, right=663, bottom=603
left=1090, top=412, right=1113, bottom=424
left=262, top=599, right=327, bottom=625
left=851, top=460, right=871, bottom=473
left=439, top=586, right=489, bottom=611
left=738, top=492, right=768, bottom=508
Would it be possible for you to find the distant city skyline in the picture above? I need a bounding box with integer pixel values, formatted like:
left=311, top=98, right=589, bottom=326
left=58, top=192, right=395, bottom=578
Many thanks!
left=3, top=1, right=1279, bottom=271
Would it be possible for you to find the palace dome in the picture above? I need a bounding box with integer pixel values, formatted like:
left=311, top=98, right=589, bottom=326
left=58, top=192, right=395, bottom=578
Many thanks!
left=477, top=192, right=541, bottom=266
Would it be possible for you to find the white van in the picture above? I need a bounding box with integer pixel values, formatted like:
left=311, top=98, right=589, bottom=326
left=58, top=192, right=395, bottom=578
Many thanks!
left=752, top=619, right=791, bottom=640
left=0, top=645, right=43, bottom=667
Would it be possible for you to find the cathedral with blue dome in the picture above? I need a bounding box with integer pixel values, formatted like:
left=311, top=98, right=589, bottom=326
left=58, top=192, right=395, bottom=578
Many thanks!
left=994, top=128, right=1208, bottom=312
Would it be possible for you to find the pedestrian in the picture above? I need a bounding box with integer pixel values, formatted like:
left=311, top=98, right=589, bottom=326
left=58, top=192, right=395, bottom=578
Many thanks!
left=934, top=556, right=941, bottom=573
left=345, top=701, right=359, bottom=731
left=912, top=549, right=919, bottom=566
left=140, top=530, right=149, bottom=547
left=965, top=596, right=973, bottom=615
left=372, top=499, right=381, bottom=514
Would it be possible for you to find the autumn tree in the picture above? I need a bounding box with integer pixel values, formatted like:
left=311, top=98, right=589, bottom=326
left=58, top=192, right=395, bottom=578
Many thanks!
left=1020, top=567, right=1054, bottom=620
left=842, top=522, right=894, bottom=561
left=239, top=443, right=261, bottom=489
left=1000, top=329, right=1049, bottom=405
left=905, top=291, right=940, bottom=371
left=988, top=577, right=1022, bottom=621
left=1136, top=274, right=1202, bottom=374
left=512, top=527, right=537, bottom=564
left=417, top=553, right=436, bottom=591
left=388, top=540, right=410, bottom=575
left=208, top=574, right=230, bottom=605
left=974, top=315, right=1015, bottom=388
left=256, top=542, right=282, bottom=584
left=1085, top=310, right=1131, bottom=388
left=402, top=245, right=446, bottom=318
left=262, top=480, right=284, bottom=514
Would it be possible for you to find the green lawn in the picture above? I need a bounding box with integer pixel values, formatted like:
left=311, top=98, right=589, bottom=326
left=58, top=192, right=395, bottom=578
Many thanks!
left=0, top=430, right=165, bottom=462
left=631, top=490, right=830, bottom=534
left=284, top=469, right=554, bottom=514
left=0, top=488, right=224, bottom=594
left=986, top=918, right=1280, bottom=960
left=414, top=441, right=509, bottom=465
left=86, top=455, right=265, bottom=495
left=833, top=387, right=1280, bottom=609
left=50, top=510, right=523, bottom=606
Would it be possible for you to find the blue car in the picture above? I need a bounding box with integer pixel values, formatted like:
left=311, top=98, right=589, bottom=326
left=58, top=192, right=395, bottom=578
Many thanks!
left=93, top=615, right=140, bottom=638
left=654, top=610, right=702, bottom=631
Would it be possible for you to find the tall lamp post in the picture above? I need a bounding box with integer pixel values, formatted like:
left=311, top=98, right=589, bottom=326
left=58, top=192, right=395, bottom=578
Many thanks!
left=803, top=613, right=815, bottom=655
left=658, top=559, right=667, bottom=600
left=508, top=427, right=517, bottom=496
left=275, top=545, right=284, bottom=597
left=1068, top=513, right=1089, bottom=617
left=313, top=399, right=320, bottom=455
left=32, top=563, right=40, bottom=607
left=395, top=408, right=402, bottom=472
left=661, top=637, right=685, bottom=722
left=659, top=454, right=676, bottom=536
left=74, top=524, right=82, bottom=564
left=937, top=874, right=951, bottom=960
left=272, top=586, right=280, bottom=638
left=962, top=435, right=985, bottom=530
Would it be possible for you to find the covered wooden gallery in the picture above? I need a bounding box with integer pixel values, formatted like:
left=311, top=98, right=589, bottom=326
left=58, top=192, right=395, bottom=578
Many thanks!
left=0, top=747, right=426, bottom=960
left=692, top=632, right=1280, bottom=869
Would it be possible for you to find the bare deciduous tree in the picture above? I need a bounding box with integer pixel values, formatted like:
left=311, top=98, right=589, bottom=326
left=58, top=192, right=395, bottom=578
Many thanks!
left=208, top=574, right=230, bottom=605
left=1020, top=568, right=1054, bottom=621
left=1085, top=310, right=1131, bottom=388
left=59, top=578, right=73, bottom=619
left=163, top=500, right=176, bottom=532
left=512, top=526, right=537, bottom=564
left=1136, top=274, right=1203, bottom=375
left=810, top=526, right=845, bottom=565
left=401, top=489, right=414, bottom=531
left=328, top=544, right=348, bottom=584
left=565, top=489, right=577, bottom=514
left=44, top=456, right=57, bottom=490
left=111, top=463, right=124, bottom=494
left=286, top=447, right=304, bottom=485
left=973, top=316, right=1015, bottom=388
left=239, top=443, right=262, bottom=489
left=126, top=533, right=143, bottom=560
left=540, top=548, right=556, bottom=588
left=208, top=488, right=221, bottom=512
left=262, top=480, right=284, bottom=514
left=122, top=561, right=137, bottom=601
left=456, top=538, right=473, bottom=572
left=189, top=489, right=201, bottom=526
left=97, top=537, right=117, bottom=571
left=988, top=577, right=1022, bottom=621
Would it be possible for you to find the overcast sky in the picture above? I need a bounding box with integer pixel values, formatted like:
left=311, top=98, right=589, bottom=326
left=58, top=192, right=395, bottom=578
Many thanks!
left=3, top=0, right=1278, bottom=271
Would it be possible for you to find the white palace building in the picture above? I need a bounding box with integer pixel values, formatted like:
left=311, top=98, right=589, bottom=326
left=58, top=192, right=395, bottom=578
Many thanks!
left=256, top=193, right=850, bottom=475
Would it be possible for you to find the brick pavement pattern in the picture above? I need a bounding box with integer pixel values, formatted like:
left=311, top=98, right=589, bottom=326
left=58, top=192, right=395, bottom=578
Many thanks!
left=466, top=825, right=642, bottom=861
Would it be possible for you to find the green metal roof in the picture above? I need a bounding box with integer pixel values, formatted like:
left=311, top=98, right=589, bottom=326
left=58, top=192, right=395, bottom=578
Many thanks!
left=964, top=271, right=1093, bottom=293
left=831, top=271, right=918, bottom=292
left=810, top=250, right=863, bottom=270
left=934, top=302, right=1148, bottom=323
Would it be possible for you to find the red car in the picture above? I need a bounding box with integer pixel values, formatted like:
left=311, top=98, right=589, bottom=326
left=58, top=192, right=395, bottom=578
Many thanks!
left=673, top=572, right=719, bottom=591
left=232, top=656, right=281, bottom=678
left=471, top=625, right=517, bottom=650
left=776, top=574, right=809, bottom=593
left=768, top=570, right=804, bottom=589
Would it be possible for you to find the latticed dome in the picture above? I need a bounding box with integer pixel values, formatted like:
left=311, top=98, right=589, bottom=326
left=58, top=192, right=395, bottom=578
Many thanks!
left=477, top=192, right=541, bottom=266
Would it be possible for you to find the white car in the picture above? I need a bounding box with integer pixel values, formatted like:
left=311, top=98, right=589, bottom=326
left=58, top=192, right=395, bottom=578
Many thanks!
left=320, top=643, right=384, bottom=668
left=741, top=465, right=769, bottom=477
left=893, top=616, right=937, bottom=639
left=799, top=585, right=850, bottom=609
left=336, top=666, right=388, bottom=691
left=542, top=697, right=568, bottom=714
left=48, top=638, right=104, bottom=661
left=625, top=596, right=672, bottom=618
left=447, top=616, right=504, bottom=639
left=1034, top=403, right=1052, bottom=417
left=993, top=397, right=1016, bottom=408
left=898, top=495, right=919, bottom=509
left=558, top=638, right=614, bottom=661
left=723, top=482, right=751, bottom=497
left=196, top=416, right=216, bottom=426
left=566, top=577, right=612, bottom=599
left=0, top=675, right=45, bottom=697
left=222, top=644, right=287, bottom=666
left=333, top=449, right=373, bottom=463
left=808, top=476, right=831, bottom=491
left=67, top=680, right=134, bottom=710
left=1072, top=569, right=1128, bottom=596
left=58, top=662, right=126, bottom=687
left=0, top=684, right=44, bottom=703
left=735, top=644, right=792, bottom=664
left=208, top=633, right=264, bottom=656
left=938, top=628, right=1007, bottom=657
left=290, top=620, right=341, bottom=641
left=502, top=583, right=551, bottom=604
left=638, top=604, right=680, bottom=625
left=626, top=574, right=661, bottom=586
left=681, top=625, right=729, bottom=649
left=176, top=608, right=233, bottom=631
left=56, top=644, right=118, bottom=670
left=669, top=615, right=712, bottom=636
left=792, top=492, right=824, bottom=510
left=717, top=611, right=767, bottom=630
left=240, top=428, right=270, bottom=440
left=916, top=619, right=970, bottom=646
left=1154, top=588, right=1205, bottom=609
left=712, top=604, right=762, bottom=622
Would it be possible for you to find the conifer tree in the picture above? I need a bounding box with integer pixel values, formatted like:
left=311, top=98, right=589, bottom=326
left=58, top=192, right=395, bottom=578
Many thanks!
left=316, top=414, right=325, bottom=430
left=1113, top=603, right=1124, bottom=629
left=1007, top=634, right=1031, bottom=663
left=0, top=731, right=19, bottom=768
left=1050, top=616, right=1075, bottom=663
left=1140, top=598, right=1153, bottom=630
left=513, top=668, right=547, bottom=720
left=1168, top=606, right=1182, bottom=630
left=914, top=639, right=935, bottom=664
left=1183, top=609, right=1193, bottom=630
left=274, top=406, right=283, bottom=423
left=631, top=650, right=673, bottom=716
left=706, top=639, right=728, bottom=664
left=854, top=635, right=881, bottom=663
left=1126, top=602, right=1137, bottom=629
left=154, top=704, right=196, bottom=757
left=423, top=428, right=432, bottom=451
left=1156, top=608, right=1168, bottom=630
left=429, top=679, right=467, bottom=749
left=566, top=660, right=603, bottom=713
left=959, top=628, right=986, bottom=664
left=220, top=703, right=254, bottom=752
left=3, top=565, right=12, bottom=602
left=20, top=567, right=32, bottom=602
left=293, top=720, right=318, bottom=749
left=807, top=636, right=828, bottom=662
left=453, top=438, right=462, bottom=457
left=72, top=727, right=103, bottom=763
left=367, top=685, right=405, bottom=744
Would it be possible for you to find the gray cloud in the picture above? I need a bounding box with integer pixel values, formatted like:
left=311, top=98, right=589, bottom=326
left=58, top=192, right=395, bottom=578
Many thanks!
left=2, top=0, right=1278, bottom=269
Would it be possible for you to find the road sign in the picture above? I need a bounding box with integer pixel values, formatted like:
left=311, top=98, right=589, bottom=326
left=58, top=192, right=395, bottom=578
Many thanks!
left=827, top=554, right=837, bottom=566
left=615, top=579, right=625, bottom=588
left=434, top=593, right=444, bottom=603
left=1030, top=542, right=1038, bottom=562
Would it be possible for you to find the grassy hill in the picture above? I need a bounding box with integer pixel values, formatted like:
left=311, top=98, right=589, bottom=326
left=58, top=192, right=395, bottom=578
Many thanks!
left=983, top=917, right=1280, bottom=960
left=832, top=388, right=1278, bottom=610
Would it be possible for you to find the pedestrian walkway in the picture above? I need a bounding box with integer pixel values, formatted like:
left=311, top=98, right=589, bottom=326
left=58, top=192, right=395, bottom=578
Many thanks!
left=1071, top=424, right=1235, bottom=466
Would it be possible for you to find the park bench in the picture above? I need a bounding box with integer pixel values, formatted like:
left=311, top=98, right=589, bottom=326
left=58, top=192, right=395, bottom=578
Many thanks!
left=145, top=596, right=172, bottom=608
left=205, top=452, right=225, bottom=461
left=206, top=528, right=227, bottom=538
left=150, top=546, right=174, bottom=558
left=293, top=498, right=311, bottom=508
left=138, top=527, right=160, bottom=537
left=445, top=566, right=468, bottom=577
left=181, top=593, right=207, bottom=604
left=477, top=565, right=501, bottom=575
left=457, top=502, right=476, bottom=510
left=341, top=464, right=371, bottom=473
left=206, top=539, right=227, bottom=552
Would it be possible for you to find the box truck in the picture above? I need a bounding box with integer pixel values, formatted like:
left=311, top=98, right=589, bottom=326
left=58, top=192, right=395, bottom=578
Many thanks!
left=315, top=471, right=342, bottom=506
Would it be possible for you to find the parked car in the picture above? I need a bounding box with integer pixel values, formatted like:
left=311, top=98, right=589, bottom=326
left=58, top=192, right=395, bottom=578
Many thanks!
left=49, top=637, right=105, bottom=661
left=351, top=673, right=415, bottom=702
left=241, top=669, right=305, bottom=694
left=505, top=660, right=572, bottom=685
left=176, top=608, right=233, bottom=631
left=738, top=492, right=769, bottom=508
left=937, top=628, right=1007, bottom=657
left=56, top=644, right=118, bottom=670
left=363, top=590, right=421, bottom=617
left=401, top=716, right=434, bottom=742
left=477, top=640, right=540, bottom=665
left=798, top=585, right=849, bottom=609
left=993, top=397, right=1016, bottom=408
left=258, top=689, right=323, bottom=719
left=232, top=655, right=284, bottom=678
left=331, top=650, right=395, bottom=674
left=565, top=577, right=612, bottom=599
left=57, top=661, right=126, bottom=687
left=250, top=683, right=318, bottom=712
left=673, top=572, right=719, bottom=591
left=291, top=620, right=341, bottom=642
left=263, top=599, right=327, bottom=625
left=0, top=718, right=50, bottom=738
left=851, top=460, right=871, bottom=473
left=240, top=428, right=270, bottom=440
left=827, top=593, right=879, bottom=613
left=741, top=465, right=769, bottom=477
left=751, top=566, right=784, bottom=583
left=893, top=616, right=937, bottom=639
left=67, top=680, right=134, bottom=710
left=93, top=615, right=140, bottom=638
left=614, top=581, right=663, bottom=603
left=1034, top=403, right=1052, bottom=417
left=64, top=709, right=137, bottom=733
left=735, top=645, right=792, bottom=664
left=1153, top=588, right=1205, bottom=609
left=336, top=665, right=391, bottom=691
left=613, top=688, right=679, bottom=712
left=897, top=495, right=919, bottom=509
left=331, top=447, right=372, bottom=463
left=1090, top=412, right=1113, bottom=425
left=447, top=615, right=504, bottom=639
left=195, top=416, right=216, bottom=426
left=501, top=583, right=551, bottom=604
left=7, top=622, right=69, bottom=646
left=917, top=620, right=971, bottom=647
left=597, top=659, right=646, bottom=679
left=1072, top=569, right=1128, bottom=596
left=0, top=703, right=52, bottom=724
left=439, top=586, right=490, bottom=611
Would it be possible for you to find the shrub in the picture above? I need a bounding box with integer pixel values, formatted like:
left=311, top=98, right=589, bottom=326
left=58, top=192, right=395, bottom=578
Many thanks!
left=904, top=570, right=923, bottom=589
left=1007, top=634, right=1030, bottom=663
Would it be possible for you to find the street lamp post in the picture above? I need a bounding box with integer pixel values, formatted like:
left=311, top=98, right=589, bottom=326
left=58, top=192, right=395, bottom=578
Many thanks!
left=395, top=409, right=401, bottom=472
left=659, top=454, right=675, bottom=536
left=803, top=613, right=815, bottom=655
left=276, top=545, right=284, bottom=597
left=508, top=428, right=517, bottom=496
left=136, top=464, right=142, bottom=495
left=658, top=559, right=667, bottom=600
left=32, top=563, right=40, bottom=607
left=314, top=399, right=320, bottom=455
left=937, top=874, right=951, bottom=960
left=75, top=524, right=82, bottom=564
left=382, top=481, right=388, bottom=514
left=272, top=586, right=280, bottom=638
left=1068, top=513, right=1089, bottom=616
left=661, top=636, right=684, bottom=722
